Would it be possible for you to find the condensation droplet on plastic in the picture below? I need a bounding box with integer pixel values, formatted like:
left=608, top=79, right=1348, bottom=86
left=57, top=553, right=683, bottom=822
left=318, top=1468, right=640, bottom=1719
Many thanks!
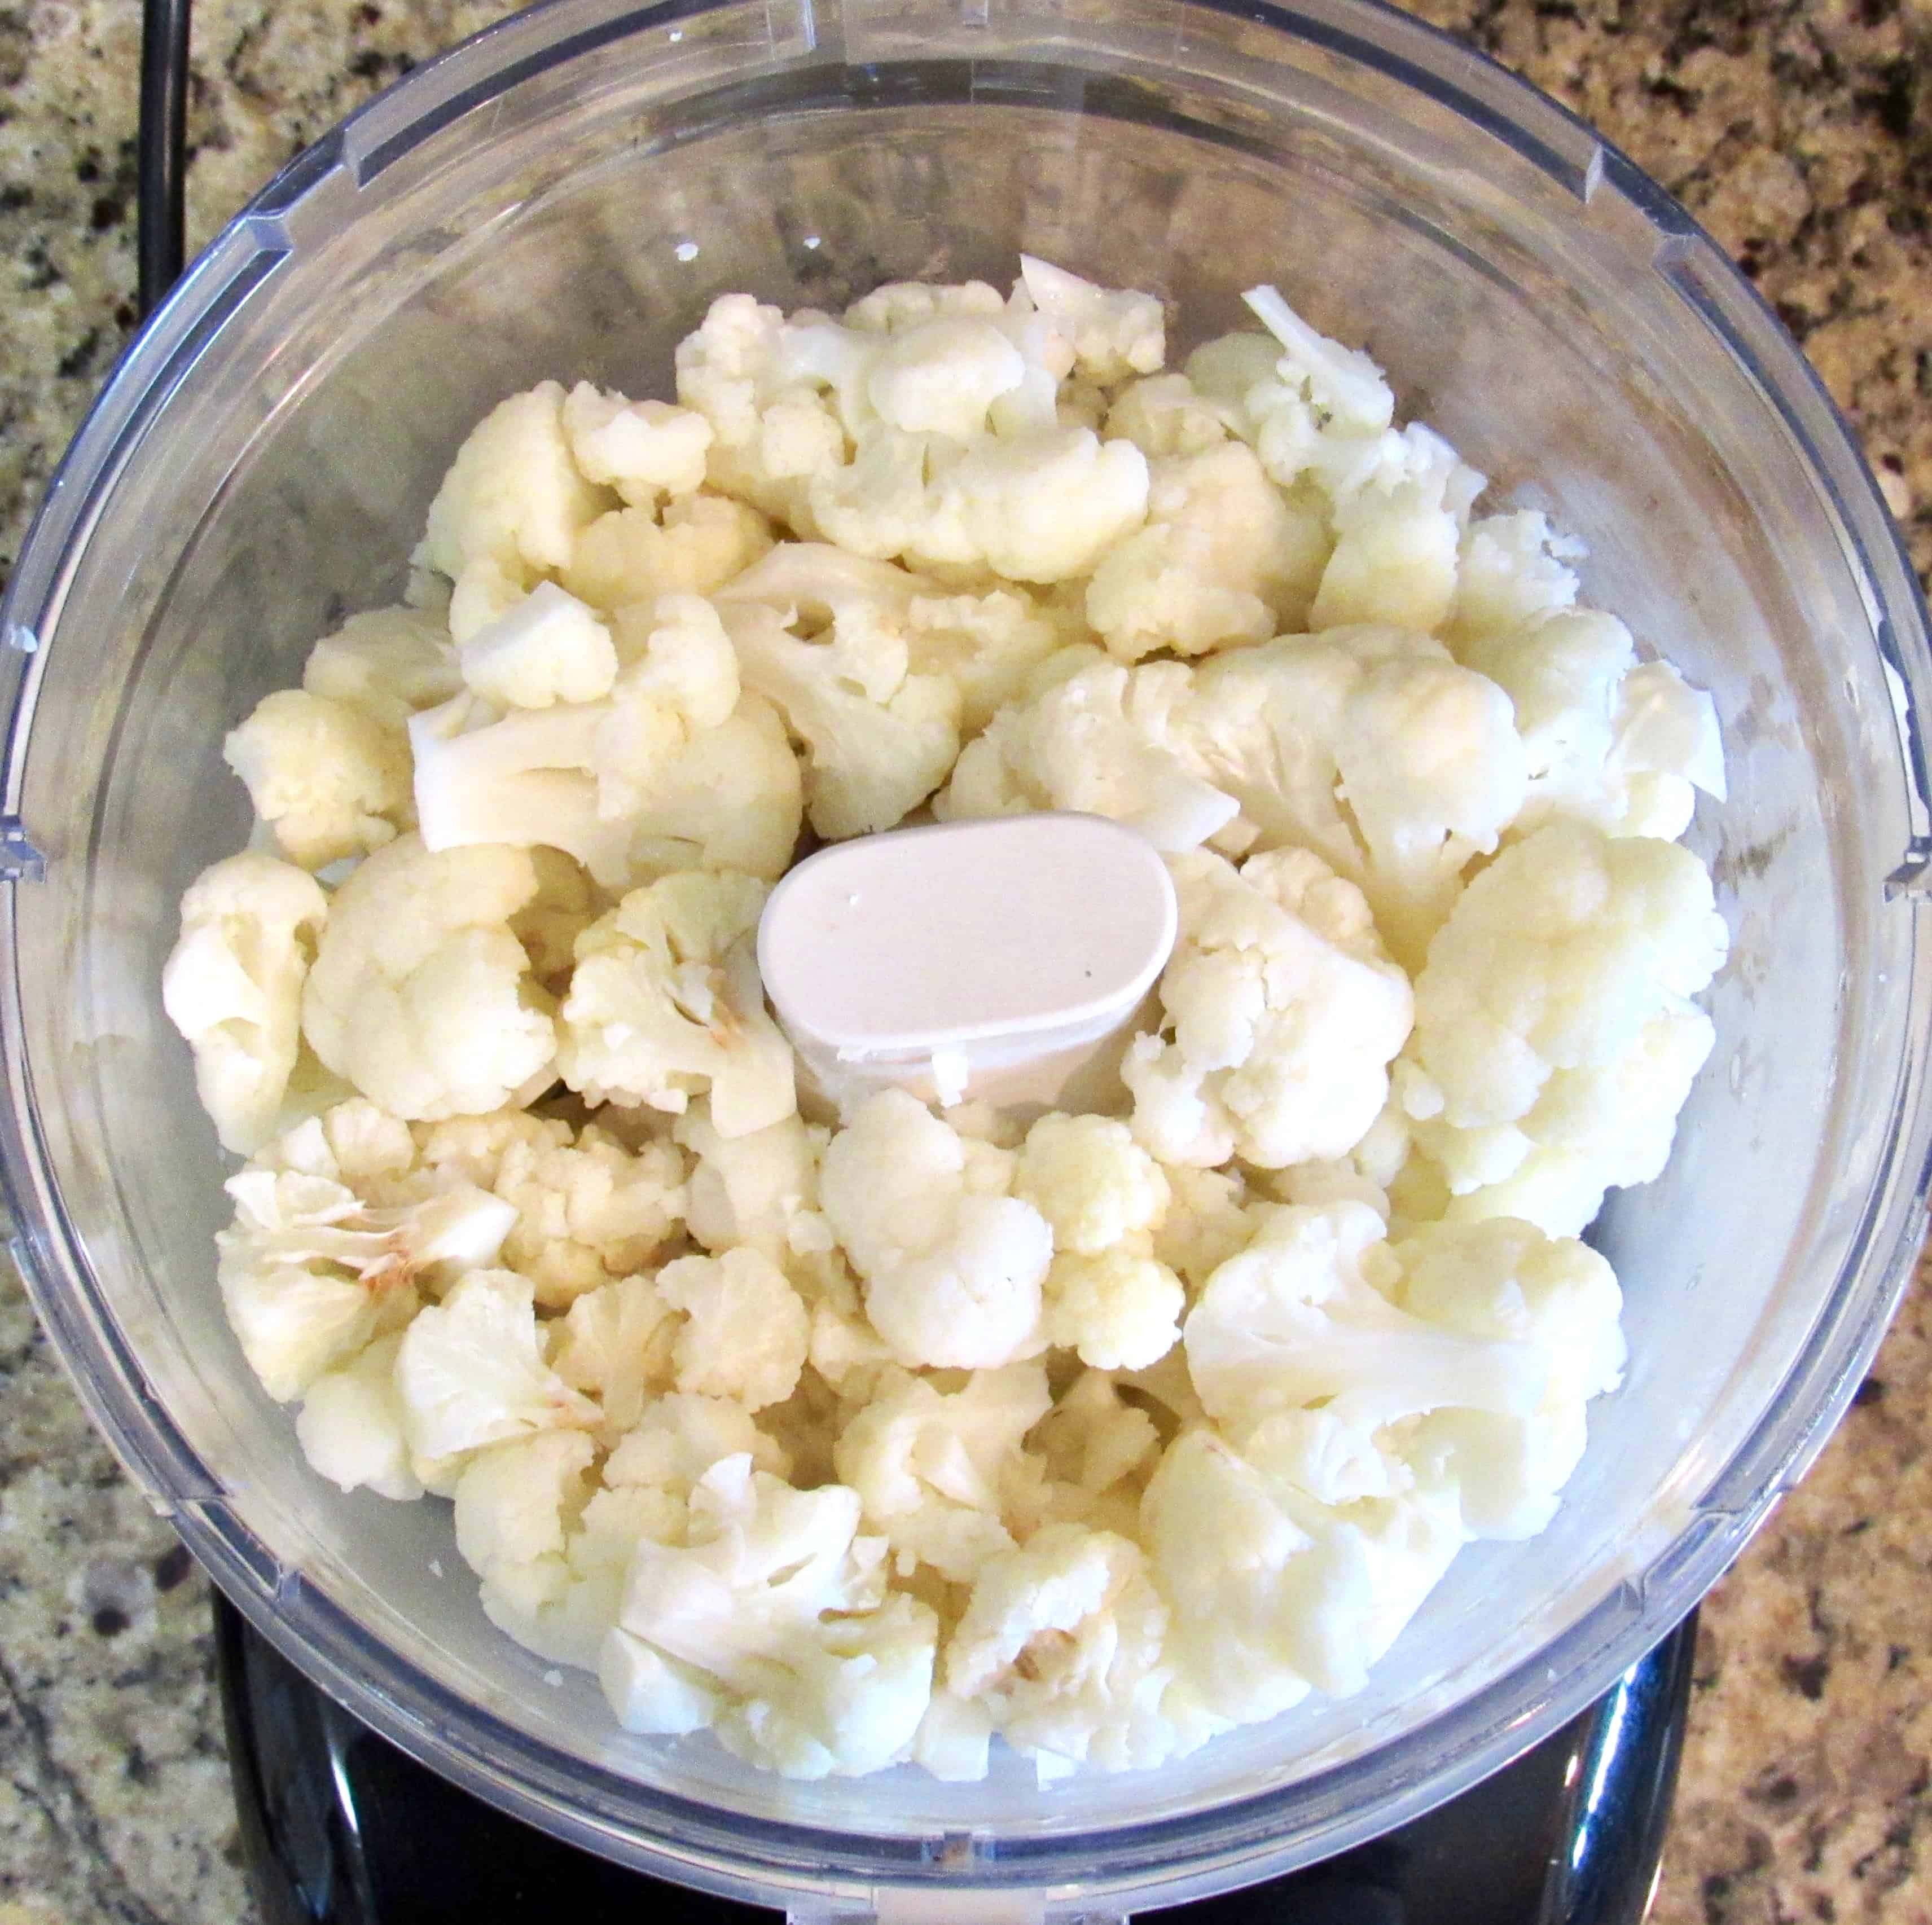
left=675, top=240, right=700, bottom=262
left=803, top=234, right=823, bottom=249
left=668, top=25, right=683, bottom=39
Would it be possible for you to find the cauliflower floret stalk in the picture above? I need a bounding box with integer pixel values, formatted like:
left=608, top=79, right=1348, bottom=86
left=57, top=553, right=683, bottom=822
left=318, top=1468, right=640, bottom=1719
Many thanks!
left=163, top=852, right=331, bottom=1155
left=833, top=1362, right=1052, bottom=1584
left=556, top=869, right=796, bottom=1137
left=1027, top=1369, right=1164, bottom=1539
left=300, top=834, right=558, bottom=1122
left=935, top=653, right=1240, bottom=854
left=1456, top=606, right=1725, bottom=841
left=1130, top=625, right=1530, bottom=963
left=946, top=1522, right=1179, bottom=1778
left=1398, top=821, right=1729, bottom=1238
left=1125, top=849, right=1414, bottom=1172
left=451, top=1394, right=786, bottom=1668
left=1183, top=1201, right=1555, bottom=1517
left=819, top=1089, right=1053, bottom=1370
left=411, top=591, right=802, bottom=887
left=713, top=544, right=962, bottom=838
left=600, top=1456, right=939, bottom=1779
left=1016, top=255, right=1165, bottom=385
left=415, top=1107, right=687, bottom=1308
left=216, top=1101, right=517, bottom=1407
left=1084, top=441, right=1329, bottom=662
left=417, top=381, right=612, bottom=642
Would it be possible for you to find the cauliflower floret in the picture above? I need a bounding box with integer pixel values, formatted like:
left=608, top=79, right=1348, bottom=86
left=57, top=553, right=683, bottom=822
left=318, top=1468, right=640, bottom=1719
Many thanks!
left=223, top=689, right=413, bottom=870
left=1017, top=256, right=1165, bottom=384
left=455, top=1395, right=787, bottom=1668
left=819, top=1089, right=1052, bottom=1370
left=1143, top=1427, right=1465, bottom=1716
left=162, top=852, right=330, bottom=1155
left=934, top=655, right=1239, bottom=854
left=1103, top=372, right=1240, bottom=460
left=396, top=1267, right=598, bottom=1471
left=946, top=1522, right=1177, bottom=1776
left=1016, top=1112, right=1170, bottom=1255
left=1085, top=442, right=1328, bottom=661
left=420, top=381, right=609, bottom=611
left=294, top=1333, right=421, bottom=1500
left=845, top=279, right=1007, bottom=333
left=833, top=1362, right=1052, bottom=1583
left=1459, top=608, right=1725, bottom=840
left=216, top=1103, right=517, bottom=1403
left=1183, top=1201, right=1547, bottom=1508
left=714, top=545, right=962, bottom=838
left=1151, top=1163, right=1258, bottom=1290
left=1446, top=509, right=1582, bottom=648
left=817, top=425, right=1149, bottom=585
left=411, top=592, right=790, bottom=889
left=655, top=1247, right=811, bottom=1411
left=673, top=1105, right=834, bottom=1276
left=300, top=835, right=557, bottom=1122
left=1042, top=1245, right=1185, bottom=1372
left=1137, top=626, right=1529, bottom=962
left=601, top=1456, right=937, bottom=1778
left=1393, top=1217, right=1626, bottom=1538
left=1124, top=848, right=1413, bottom=1171
left=1029, top=1369, right=1163, bottom=1537
left=863, top=315, right=1029, bottom=440
left=551, top=1272, right=679, bottom=1435
left=456, top=582, right=618, bottom=710
left=1400, top=822, right=1728, bottom=1237
left=561, top=492, right=775, bottom=613
left=555, top=869, right=796, bottom=1136
left=302, top=605, right=461, bottom=729
left=415, top=1108, right=687, bottom=1307
left=900, top=586, right=1075, bottom=736
left=561, top=383, right=714, bottom=506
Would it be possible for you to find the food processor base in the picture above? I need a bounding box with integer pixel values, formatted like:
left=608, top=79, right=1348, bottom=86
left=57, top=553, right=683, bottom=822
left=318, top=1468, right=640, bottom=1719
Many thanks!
left=216, top=1593, right=1696, bottom=1925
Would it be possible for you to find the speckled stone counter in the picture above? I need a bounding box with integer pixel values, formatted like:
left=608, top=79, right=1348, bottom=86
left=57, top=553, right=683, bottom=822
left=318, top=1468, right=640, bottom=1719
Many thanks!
left=2, top=2, right=1929, bottom=1920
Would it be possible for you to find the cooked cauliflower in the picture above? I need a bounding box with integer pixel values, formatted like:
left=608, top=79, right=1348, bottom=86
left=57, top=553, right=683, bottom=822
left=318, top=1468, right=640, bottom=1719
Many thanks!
left=412, top=591, right=800, bottom=889
left=1085, top=442, right=1328, bottom=661
left=833, top=1362, right=1051, bottom=1583
left=1124, top=848, right=1413, bottom=1170
left=223, top=688, right=414, bottom=869
left=819, top=1089, right=1052, bottom=1370
left=177, top=259, right=1734, bottom=1788
left=714, top=545, right=962, bottom=838
left=216, top=1101, right=516, bottom=1403
left=947, top=1522, right=1176, bottom=1777
left=602, top=1455, right=937, bottom=1777
left=935, top=653, right=1240, bottom=853
left=301, top=835, right=557, bottom=1122
left=655, top=1246, right=810, bottom=1410
left=1400, top=823, right=1728, bottom=1237
left=415, top=1107, right=687, bottom=1307
left=162, top=852, right=330, bottom=1154
left=555, top=870, right=796, bottom=1135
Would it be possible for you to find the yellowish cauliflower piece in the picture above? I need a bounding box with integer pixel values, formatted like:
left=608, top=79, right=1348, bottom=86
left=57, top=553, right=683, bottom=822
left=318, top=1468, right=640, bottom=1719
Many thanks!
left=555, top=869, right=796, bottom=1135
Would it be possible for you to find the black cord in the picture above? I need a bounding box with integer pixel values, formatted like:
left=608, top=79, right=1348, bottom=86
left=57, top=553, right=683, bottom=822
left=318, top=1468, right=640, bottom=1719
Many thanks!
left=137, top=0, right=193, bottom=319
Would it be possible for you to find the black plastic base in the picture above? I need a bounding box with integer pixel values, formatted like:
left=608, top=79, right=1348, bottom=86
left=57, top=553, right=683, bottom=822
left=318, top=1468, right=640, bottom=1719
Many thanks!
left=217, top=1594, right=1694, bottom=1925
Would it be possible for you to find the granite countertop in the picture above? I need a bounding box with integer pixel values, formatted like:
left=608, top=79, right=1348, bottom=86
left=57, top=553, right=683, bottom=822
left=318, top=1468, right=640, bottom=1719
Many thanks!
left=2, top=1, right=1929, bottom=1919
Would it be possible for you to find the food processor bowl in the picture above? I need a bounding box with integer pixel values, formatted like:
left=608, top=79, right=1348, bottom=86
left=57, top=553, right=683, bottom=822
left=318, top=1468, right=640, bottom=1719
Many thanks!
left=4, top=0, right=1930, bottom=1915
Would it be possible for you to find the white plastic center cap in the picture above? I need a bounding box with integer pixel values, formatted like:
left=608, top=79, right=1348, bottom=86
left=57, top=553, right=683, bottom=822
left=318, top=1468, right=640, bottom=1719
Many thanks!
left=757, top=813, right=1177, bottom=1114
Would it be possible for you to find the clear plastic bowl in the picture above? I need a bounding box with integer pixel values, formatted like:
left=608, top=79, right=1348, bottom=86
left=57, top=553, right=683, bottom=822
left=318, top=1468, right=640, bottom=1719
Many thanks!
left=4, top=0, right=1931, bottom=1915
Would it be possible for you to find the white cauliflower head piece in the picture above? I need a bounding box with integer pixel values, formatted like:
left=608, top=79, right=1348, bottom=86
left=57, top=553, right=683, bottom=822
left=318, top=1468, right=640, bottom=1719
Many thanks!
left=162, top=852, right=330, bottom=1155
left=555, top=869, right=796, bottom=1137
left=1400, top=821, right=1728, bottom=1237
left=1125, top=848, right=1413, bottom=1171
left=300, top=834, right=557, bottom=1122
left=602, top=1455, right=937, bottom=1778
left=819, top=1089, right=1052, bottom=1370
